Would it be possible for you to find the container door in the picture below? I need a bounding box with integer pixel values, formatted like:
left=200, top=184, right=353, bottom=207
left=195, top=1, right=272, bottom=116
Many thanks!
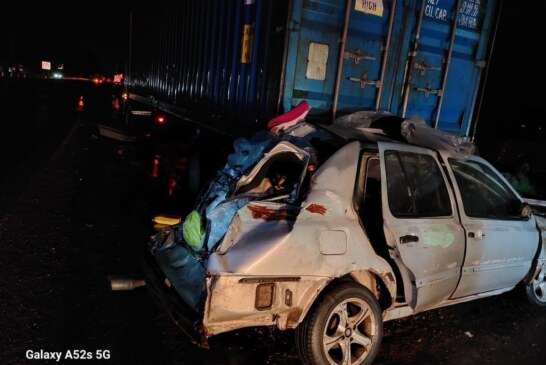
left=378, top=142, right=465, bottom=311
left=389, top=0, right=496, bottom=134
left=282, top=0, right=401, bottom=115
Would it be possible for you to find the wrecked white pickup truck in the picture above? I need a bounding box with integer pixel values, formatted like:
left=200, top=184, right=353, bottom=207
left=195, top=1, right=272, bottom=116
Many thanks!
left=143, top=112, right=546, bottom=365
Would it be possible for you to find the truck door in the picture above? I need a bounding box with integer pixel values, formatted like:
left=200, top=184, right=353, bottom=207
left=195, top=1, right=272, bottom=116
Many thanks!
left=441, top=155, right=539, bottom=298
left=378, top=142, right=465, bottom=311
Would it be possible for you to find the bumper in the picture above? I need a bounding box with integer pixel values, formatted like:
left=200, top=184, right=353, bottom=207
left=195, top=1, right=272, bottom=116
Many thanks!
left=141, top=252, right=206, bottom=346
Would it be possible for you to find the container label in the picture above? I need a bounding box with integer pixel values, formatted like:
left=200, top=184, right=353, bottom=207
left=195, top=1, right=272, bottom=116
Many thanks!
left=241, top=24, right=254, bottom=64
left=424, top=0, right=483, bottom=30
left=458, top=0, right=482, bottom=30
left=355, top=0, right=384, bottom=17
left=424, top=0, right=449, bottom=22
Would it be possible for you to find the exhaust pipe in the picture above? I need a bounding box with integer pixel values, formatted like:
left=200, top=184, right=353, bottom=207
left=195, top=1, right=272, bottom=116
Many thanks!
left=109, top=275, right=146, bottom=291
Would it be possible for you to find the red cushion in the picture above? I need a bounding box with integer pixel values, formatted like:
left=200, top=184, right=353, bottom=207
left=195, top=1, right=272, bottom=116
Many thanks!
left=267, top=101, right=310, bottom=129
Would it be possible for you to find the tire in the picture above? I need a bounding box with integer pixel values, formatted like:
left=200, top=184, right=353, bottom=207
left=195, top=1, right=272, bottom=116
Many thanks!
left=524, top=267, right=546, bottom=308
left=296, top=282, right=383, bottom=365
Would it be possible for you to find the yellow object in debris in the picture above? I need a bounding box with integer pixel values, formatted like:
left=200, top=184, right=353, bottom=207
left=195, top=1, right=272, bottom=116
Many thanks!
left=153, top=214, right=182, bottom=226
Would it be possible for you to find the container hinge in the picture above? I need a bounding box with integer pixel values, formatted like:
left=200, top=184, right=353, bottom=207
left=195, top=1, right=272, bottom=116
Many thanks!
left=288, top=19, right=300, bottom=32
left=348, top=73, right=380, bottom=89
left=344, top=49, right=375, bottom=64
left=414, top=62, right=442, bottom=76
left=475, top=60, right=487, bottom=69
left=415, top=85, right=442, bottom=97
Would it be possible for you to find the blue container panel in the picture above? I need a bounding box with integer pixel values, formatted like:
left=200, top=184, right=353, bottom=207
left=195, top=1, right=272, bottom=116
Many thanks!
left=283, top=0, right=496, bottom=135
left=392, top=0, right=495, bottom=135
left=129, top=0, right=289, bottom=127
left=337, top=2, right=397, bottom=111
left=130, top=0, right=496, bottom=135
left=284, top=0, right=397, bottom=114
left=287, top=0, right=344, bottom=111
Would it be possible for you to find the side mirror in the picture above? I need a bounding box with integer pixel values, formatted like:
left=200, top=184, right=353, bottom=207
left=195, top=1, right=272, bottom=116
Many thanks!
left=520, top=202, right=533, bottom=219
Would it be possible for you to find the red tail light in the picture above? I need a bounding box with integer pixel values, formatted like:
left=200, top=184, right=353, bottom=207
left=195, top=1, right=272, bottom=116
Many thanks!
left=155, top=114, right=167, bottom=126
left=152, top=155, right=160, bottom=178
left=168, top=177, right=177, bottom=197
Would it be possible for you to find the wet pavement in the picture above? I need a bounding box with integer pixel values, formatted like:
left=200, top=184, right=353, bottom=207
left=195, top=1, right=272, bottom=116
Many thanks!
left=1, top=80, right=546, bottom=364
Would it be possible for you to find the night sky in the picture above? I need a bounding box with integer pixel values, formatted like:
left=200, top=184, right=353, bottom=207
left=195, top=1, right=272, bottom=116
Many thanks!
left=1, top=1, right=132, bottom=76
left=1, top=0, right=544, bottom=136
left=477, top=0, right=546, bottom=141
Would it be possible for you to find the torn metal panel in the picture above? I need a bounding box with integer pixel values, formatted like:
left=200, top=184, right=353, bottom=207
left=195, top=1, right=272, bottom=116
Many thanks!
left=213, top=201, right=299, bottom=257
left=306, top=141, right=362, bottom=218
left=202, top=275, right=329, bottom=336
left=349, top=270, right=391, bottom=300
left=210, top=142, right=395, bottom=282
left=200, top=138, right=313, bottom=251
left=234, top=141, right=310, bottom=196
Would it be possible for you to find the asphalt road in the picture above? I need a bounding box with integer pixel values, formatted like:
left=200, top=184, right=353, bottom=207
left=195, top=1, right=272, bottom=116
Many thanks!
left=1, top=80, right=545, bottom=364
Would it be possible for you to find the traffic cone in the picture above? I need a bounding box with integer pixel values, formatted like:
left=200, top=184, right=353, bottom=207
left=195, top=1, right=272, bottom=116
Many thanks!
left=77, top=96, right=85, bottom=112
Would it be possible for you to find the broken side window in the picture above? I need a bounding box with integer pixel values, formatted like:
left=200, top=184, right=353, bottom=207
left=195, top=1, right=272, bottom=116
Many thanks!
left=385, top=151, right=452, bottom=218
left=449, top=158, right=522, bottom=219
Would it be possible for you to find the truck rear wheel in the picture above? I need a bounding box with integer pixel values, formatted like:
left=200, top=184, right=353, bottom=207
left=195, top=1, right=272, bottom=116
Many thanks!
left=296, top=282, right=382, bottom=365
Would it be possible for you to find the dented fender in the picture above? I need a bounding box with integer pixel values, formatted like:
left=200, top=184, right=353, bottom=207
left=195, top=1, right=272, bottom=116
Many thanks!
left=202, top=274, right=330, bottom=336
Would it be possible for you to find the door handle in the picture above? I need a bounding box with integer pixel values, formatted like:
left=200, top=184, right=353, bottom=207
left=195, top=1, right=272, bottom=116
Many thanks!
left=468, top=231, right=485, bottom=239
left=400, top=235, right=419, bottom=244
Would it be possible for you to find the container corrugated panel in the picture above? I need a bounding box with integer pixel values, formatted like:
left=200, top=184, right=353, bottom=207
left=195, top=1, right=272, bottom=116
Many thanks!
left=282, top=0, right=496, bottom=136
left=129, top=0, right=289, bottom=130
left=388, top=0, right=496, bottom=134
left=283, top=0, right=398, bottom=114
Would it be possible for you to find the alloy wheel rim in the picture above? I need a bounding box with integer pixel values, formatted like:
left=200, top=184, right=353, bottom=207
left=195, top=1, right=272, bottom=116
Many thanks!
left=322, top=298, right=376, bottom=365
left=532, top=269, right=546, bottom=303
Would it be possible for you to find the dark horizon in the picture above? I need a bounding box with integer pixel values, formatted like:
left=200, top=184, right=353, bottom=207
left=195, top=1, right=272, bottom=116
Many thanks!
left=1, top=2, right=131, bottom=76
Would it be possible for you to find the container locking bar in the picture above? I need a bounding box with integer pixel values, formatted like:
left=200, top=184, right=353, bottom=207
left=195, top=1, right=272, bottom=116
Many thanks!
left=414, top=61, right=442, bottom=76
left=344, top=49, right=375, bottom=64
left=415, top=85, right=442, bottom=97
left=348, top=72, right=380, bottom=89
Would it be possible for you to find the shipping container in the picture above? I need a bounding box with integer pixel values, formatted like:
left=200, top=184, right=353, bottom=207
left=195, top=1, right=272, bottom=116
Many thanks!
left=128, top=0, right=497, bottom=136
